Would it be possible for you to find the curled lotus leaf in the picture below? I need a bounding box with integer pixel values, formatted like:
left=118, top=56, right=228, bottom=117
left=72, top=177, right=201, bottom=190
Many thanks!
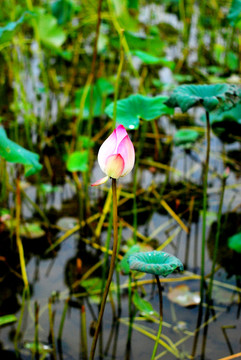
left=165, top=84, right=240, bottom=113
left=174, top=128, right=200, bottom=148
left=128, top=251, right=184, bottom=277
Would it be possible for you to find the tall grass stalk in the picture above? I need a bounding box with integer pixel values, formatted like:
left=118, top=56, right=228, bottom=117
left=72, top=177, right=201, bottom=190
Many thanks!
left=90, top=178, right=119, bottom=359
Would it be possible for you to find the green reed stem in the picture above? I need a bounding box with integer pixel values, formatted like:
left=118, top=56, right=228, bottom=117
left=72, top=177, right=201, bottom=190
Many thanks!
left=81, top=304, right=88, bottom=360
left=200, top=111, right=210, bottom=302
left=48, top=298, right=57, bottom=360
left=57, top=298, right=69, bottom=341
left=90, top=178, right=119, bottom=359
left=151, top=276, right=163, bottom=360
left=34, top=301, right=39, bottom=359
left=207, top=173, right=227, bottom=300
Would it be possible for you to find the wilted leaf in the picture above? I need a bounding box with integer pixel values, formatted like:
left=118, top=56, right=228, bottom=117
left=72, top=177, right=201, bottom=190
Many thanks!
left=168, top=285, right=200, bottom=307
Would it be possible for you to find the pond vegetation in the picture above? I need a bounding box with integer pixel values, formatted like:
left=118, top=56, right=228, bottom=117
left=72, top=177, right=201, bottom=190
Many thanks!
left=0, top=0, right=241, bottom=359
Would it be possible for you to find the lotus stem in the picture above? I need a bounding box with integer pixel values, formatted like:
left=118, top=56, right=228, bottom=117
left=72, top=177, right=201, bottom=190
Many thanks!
left=90, top=178, right=119, bottom=359
left=208, top=173, right=227, bottom=300
left=200, top=110, right=211, bottom=302
left=151, top=275, right=163, bottom=360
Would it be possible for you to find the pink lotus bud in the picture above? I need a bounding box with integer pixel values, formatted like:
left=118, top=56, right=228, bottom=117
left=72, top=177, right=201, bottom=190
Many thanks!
left=91, top=125, right=135, bottom=186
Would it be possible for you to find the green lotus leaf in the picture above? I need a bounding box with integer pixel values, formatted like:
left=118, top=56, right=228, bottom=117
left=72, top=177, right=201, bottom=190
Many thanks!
left=128, top=251, right=184, bottom=277
left=0, top=314, right=17, bottom=327
left=133, top=290, right=158, bottom=317
left=66, top=150, right=88, bottom=172
left=119, top=244, right=140, bottom=275
left=0, top=127, right=42, bottom=176
left=51, top=0, right=75, bottom=25
left=227, top=0, right=241, bottom=26
left=105, top=94, right=174, bottom=130
left=207, top=102, right=241, bottom=142
left=36, top=12, right=66, bottom=48
left=132, top=50, right=175, bottom=69
left=165, top=84, right=239, bottom=113
left=174, top=129, right=200, bottom=148
left=0, top=12, right=32, bottom=45
left=228, top=232, right=241, bottom=253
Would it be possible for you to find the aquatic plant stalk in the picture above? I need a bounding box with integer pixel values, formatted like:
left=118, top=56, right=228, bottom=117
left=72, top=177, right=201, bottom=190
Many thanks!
left=151, top=275, right=163, bottom=360
left=48, top=298, right=57, bottom=360
left=16, top=173, right=28, bottom=288
left=200, top=111, right=211, bottom=302
left=34, top=301, right=39, bottom=359
left=208, top=172, right=227, bottom=300
left=57, top=298, right=69, bottom=341
left=90, top=178, right=119, bottom=359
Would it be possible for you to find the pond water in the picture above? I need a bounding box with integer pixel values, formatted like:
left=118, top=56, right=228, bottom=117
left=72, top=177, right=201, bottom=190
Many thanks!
left=1, top=1, right=241, bottom=359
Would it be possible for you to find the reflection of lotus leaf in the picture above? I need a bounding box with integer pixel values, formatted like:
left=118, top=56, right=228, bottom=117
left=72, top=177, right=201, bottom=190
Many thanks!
left=128, top=251, right=183, bottom=277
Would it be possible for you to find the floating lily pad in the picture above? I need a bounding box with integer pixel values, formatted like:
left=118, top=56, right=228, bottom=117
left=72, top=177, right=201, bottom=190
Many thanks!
left=168, top=285, right=200, bottom=307
left=0, top=126, right=42, bottom=176
left=105, top=94, right=174, bottom=130
left=174, top=129, right=200, bottom=148
left=66, top=150, right=88, bottom=172
left=165, top=84, right=239, bottom=113
left=128, top=251, right=184, bottom=277
left=228, top=232, right=241, bottom=253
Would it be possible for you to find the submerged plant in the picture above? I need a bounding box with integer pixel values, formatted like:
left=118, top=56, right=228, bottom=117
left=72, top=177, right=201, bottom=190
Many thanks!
left=128, top=251, right=183, bottom=360
left=90, top=124, right=135, bottom=359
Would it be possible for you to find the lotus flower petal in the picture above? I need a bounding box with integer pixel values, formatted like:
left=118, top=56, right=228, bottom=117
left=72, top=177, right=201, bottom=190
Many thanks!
left=117, top=135, right=135, bottom=176
left=105, top=154, right=124, bottom=179
left=91, top=176, right=109, bottom=187
left=93, top=124, right=135, bottom=186
left=98, top=130, right=117, bottom=173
